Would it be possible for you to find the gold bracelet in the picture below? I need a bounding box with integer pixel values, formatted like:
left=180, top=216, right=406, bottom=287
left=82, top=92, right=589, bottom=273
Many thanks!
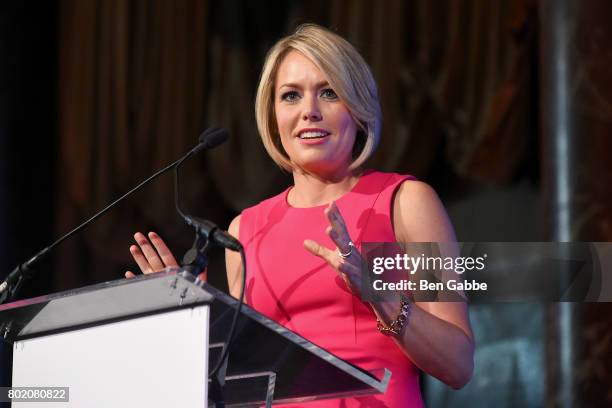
left=376, top=294, right=412, bottom=336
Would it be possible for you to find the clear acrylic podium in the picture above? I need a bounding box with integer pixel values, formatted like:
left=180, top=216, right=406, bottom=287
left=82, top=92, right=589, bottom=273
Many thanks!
left=0, top=269, right=390, bottom=407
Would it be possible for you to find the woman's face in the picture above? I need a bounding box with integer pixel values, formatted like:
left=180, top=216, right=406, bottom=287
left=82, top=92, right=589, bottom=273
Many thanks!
left=274, top=50, right=358, bottom=176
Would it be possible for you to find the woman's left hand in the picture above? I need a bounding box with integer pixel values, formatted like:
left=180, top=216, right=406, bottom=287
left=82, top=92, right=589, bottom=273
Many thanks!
left=304, top=202, right=365, bottom=297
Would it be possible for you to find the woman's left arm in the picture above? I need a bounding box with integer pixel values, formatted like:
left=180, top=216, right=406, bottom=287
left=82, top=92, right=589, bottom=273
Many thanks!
left=377, top=180, right=475, bottom=389
left=304, top=180, right=475, bottom=389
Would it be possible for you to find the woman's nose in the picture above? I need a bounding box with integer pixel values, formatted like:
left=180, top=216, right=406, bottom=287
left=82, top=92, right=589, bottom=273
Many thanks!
left=302, top=96, right=322, bottom=121
left=302, top=110, right=322, bottom=121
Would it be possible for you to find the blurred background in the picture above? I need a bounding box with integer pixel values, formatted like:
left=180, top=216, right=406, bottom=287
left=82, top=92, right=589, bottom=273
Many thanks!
left=1, top=0, right=611, bottom=406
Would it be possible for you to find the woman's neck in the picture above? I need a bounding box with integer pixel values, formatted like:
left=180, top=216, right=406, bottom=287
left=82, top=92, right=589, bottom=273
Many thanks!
left=288, top=167, right=362, bottom=207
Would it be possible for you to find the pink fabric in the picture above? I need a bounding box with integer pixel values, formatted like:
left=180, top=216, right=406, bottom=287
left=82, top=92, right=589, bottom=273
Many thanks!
left=239, top=170, right=424, bottom=408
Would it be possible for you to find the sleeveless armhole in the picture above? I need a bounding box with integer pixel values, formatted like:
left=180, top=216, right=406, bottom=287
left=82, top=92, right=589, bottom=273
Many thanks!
left=389, top=175, right=418, bottom=241
left=237, top=208, right=250, bottom=245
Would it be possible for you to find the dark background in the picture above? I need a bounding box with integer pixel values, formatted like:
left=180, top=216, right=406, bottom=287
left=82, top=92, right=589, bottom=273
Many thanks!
left=1, top=1, right=611, bottom=406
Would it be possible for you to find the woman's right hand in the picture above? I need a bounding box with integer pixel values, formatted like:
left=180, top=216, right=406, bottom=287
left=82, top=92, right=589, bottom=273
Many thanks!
left=125, top=231, right=179, bottom=278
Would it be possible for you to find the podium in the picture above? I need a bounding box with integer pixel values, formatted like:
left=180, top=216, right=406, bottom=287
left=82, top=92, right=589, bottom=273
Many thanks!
left=0, top=269, right=390, bottom=407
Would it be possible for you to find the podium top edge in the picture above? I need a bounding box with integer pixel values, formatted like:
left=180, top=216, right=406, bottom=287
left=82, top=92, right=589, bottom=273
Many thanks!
left=0, top=269, right=213, bottom=340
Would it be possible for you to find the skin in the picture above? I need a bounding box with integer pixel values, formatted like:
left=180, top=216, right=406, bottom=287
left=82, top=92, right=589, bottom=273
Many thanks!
left=128, top=50, right=474, bottom=389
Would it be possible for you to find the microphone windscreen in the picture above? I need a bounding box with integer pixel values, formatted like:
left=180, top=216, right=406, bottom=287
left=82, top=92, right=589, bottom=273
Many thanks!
left=199, top=126, right=228, bottom=149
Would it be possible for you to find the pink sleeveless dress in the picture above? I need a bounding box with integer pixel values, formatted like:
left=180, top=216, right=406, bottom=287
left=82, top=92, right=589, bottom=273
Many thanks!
left=239, top=170, right=424, bottom=408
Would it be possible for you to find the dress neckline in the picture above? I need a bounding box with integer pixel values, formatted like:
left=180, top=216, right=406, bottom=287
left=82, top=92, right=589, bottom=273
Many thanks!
left=282, top=169, right=373, bottom=210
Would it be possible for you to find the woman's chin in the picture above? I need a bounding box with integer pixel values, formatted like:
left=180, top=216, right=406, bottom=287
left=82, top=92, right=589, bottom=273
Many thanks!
left=291, top=158, right=351, bottom=178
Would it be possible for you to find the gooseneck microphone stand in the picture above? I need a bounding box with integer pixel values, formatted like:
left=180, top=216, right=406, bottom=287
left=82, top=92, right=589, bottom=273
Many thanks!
left=0, top=126, right=228, bottom=305
left=172, top=136, right=246, bottom=383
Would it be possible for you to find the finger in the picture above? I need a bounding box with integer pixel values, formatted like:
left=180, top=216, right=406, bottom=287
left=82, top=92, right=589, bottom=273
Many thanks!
left=304, top=239, right=342, bottom=271
left=130, top=244, right=154, bottom=273
left=196, top=269, right=208, bottom=282
left=305, top=239, right=361, bottom=294
left=329, top=202, right=350, bottom=236
left=325, top=219, right=351, bottom=256
left=325, top=225, right=348, bottom=254
left=134, top=232, right=165, bottom=271
left=125, top=271, right=136, bottom=279
left=325, top=204, right=351, bottom=250
left=324, top=207, right=344, bottom=241
left=148, top=232, right=178, bottom=267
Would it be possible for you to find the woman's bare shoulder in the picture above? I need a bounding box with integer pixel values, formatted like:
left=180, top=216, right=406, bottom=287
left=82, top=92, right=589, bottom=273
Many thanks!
left=393, top=180, right=457, bottom=242
left=228, top=213, right=241, bottom=238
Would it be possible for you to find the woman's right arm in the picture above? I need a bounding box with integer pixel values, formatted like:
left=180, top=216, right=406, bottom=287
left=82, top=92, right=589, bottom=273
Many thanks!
left=225, top=214, right=243, bottom=299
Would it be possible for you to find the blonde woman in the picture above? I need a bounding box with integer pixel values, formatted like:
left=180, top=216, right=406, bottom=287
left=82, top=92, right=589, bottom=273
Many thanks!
left=128, top=24, right=474, bottom=407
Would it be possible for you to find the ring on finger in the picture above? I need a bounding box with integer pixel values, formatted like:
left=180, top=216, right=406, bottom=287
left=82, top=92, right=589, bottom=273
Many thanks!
left=338, top=241, right=355, bottom=259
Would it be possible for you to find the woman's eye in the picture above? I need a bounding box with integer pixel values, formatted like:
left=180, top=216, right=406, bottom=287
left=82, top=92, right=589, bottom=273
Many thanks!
left=320, top=88, right=338, bottom=100
left=281, top=91, right=300, bottom=102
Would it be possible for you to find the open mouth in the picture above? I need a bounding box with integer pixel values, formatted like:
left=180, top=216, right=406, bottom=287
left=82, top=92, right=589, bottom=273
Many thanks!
left=297, top=130, right=330, bottom=139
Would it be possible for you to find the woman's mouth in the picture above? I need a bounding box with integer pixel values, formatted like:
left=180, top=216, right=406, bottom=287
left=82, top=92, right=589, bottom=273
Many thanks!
left=297, top=129, right=331, bottom=139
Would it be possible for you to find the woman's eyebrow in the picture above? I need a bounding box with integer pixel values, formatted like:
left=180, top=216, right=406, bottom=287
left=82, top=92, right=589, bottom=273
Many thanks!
left=278, top=80, right=330, bottom=90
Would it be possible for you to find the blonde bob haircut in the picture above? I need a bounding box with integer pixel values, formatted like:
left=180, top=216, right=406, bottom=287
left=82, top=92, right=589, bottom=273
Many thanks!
left=255, top=24, right=382, bottom=172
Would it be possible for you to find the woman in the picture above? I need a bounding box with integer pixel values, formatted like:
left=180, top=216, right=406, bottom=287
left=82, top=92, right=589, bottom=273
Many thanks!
left=127, top=24, right=474, bottom=407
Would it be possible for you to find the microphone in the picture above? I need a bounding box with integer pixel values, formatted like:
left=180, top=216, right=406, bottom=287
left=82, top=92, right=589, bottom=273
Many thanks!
left=0, top=126, right=227, bottom=304
left=196, top=126, right=228, bottom=151
left=176, top=126, right=228, bottom=166
left=183, top=216, right=243, bottom=252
